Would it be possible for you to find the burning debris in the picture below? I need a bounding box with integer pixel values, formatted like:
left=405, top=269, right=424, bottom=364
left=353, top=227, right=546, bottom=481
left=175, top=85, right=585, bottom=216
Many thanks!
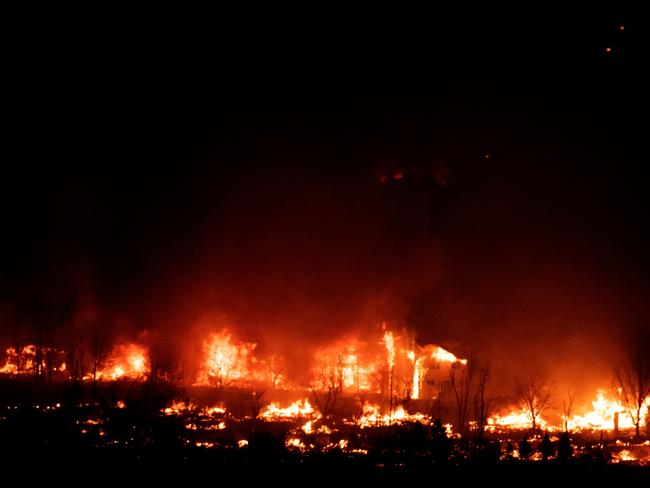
left=195, top=330, right=259, bottom=387
left=91, top=343, right=150, bottom=381
left=569, top=389, right=650, bottom=432
left=259, top=399, right=320, bottom=421
left=355, top=403, right=431, bottom=429
left=487, top=408, right=551, bottom=432
left=488, top=388, right=650, bottom=434
left=1, top=323, right=650, bottom=470
left=0, top=345, right=67, bottom=376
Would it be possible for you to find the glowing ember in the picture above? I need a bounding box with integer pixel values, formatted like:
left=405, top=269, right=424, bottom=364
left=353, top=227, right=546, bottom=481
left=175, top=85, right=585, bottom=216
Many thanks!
left=286, top=437, right=306, bottom=450
left=163, top=400, right=192, bottom=415
left=302, top=420, right=313, bottom=434
left=613, top=450, right=637, bottom=463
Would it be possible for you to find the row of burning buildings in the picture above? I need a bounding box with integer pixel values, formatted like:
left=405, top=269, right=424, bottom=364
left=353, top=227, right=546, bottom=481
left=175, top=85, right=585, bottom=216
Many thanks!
left=0, top=325, right=465, bottom=402
left=2, top=324, right=647, bottom=434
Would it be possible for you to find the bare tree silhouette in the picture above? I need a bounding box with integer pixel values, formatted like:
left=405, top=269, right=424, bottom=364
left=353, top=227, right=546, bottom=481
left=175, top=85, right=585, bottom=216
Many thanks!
left=311, top=355, right=343, bottom=417
left=513, top=372, right=554, bottom=430
left=450, top=354, right=475, bottom=437
left=473, top=363, right=491, bottom=442
left=561, top=389, right=576, bottom=432
left=614, top=336, right=650, bottom=438
left=244, top=390, right=266, bottom=419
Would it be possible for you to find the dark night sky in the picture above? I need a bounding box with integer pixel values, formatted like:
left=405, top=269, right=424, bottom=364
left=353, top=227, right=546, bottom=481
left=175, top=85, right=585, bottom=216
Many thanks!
left=1, top=9, right=650, bottom=383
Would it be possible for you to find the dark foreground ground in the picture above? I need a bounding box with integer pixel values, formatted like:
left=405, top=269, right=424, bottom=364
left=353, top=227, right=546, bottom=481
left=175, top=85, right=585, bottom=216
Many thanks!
left=1, top=380, right=649, bottom=483
left=1, top=448, right=648, bottom=485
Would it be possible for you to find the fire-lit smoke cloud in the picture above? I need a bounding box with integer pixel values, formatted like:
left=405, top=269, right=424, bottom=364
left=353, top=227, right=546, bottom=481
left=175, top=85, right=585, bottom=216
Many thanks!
left=2, top=10, right=648, bottom=402
left=0, top=158, right=643, bottom=397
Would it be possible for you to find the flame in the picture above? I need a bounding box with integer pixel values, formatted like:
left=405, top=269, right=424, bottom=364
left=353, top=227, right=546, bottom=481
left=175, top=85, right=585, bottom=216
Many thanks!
left=94, top=343, right=149, bottom=380
left=0, top=345, right=66, bottom=375
left=163, top=400, right=191, bottom=415
left=162, top=400, right=227, bottom=418
left=408, top=350, right=425, bottom=400
left=204, top=405, right=227, bottom=416
left=0, top=347, right=19, bottom=374
left=260, top=398, right=320, bottom=421
left=301, top=420, right=332, bottom=435
left=431, top=346, right=467, bottom=365
left=195, top=330, right=260, bottom=387
left=383, top=331, right=395, bottom=370
left=1, top=325, right=471, bottom=421
left=487, top=388, right=650, bottom=433
left=487, top=407, right=549, bottom=431
left=286, top=437, right=306, bottom=450
left=613, top=450, right=637, bottom=463
left=309, top=328, right=467, bottom=399
left=356, top=403, right=429, bottom=428
left=569, top=389, right=650, bottom=431
left=310, top=340, right=378, bottom=393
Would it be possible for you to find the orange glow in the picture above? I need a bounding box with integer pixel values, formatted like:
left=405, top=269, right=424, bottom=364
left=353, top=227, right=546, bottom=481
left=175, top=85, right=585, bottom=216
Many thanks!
left=408, top=350, right=425, bottom=399
left=163, top=400, right=191, bottom=415
left=309, top=327, right=466, bottom=400
left=431, top=346, right=467, bottom=365
left=0, top=345, right=65, bottom=376
left=613, top=450, right=637, bottom=463
left=569, top=389, right=650, bottom=431
left=0, top=347, right=21, bottom=374
left=260, top=398, right=320, bottom=421
left=162, top=400, right=227, bottom=419
left=487, top=407, right=549, bottom=431
left=194, top=329, right=284, bottom=388
left=356, top=403, right=429, bottom=428
left=94, top=343, right=150, bottom=381
left=383, top=330, right=395, bottom=370
left=310, top=339, right=377, bottom=393
left=488, top=388, right=650, bottom=433
left=195, top=329, right=257, bottom=387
